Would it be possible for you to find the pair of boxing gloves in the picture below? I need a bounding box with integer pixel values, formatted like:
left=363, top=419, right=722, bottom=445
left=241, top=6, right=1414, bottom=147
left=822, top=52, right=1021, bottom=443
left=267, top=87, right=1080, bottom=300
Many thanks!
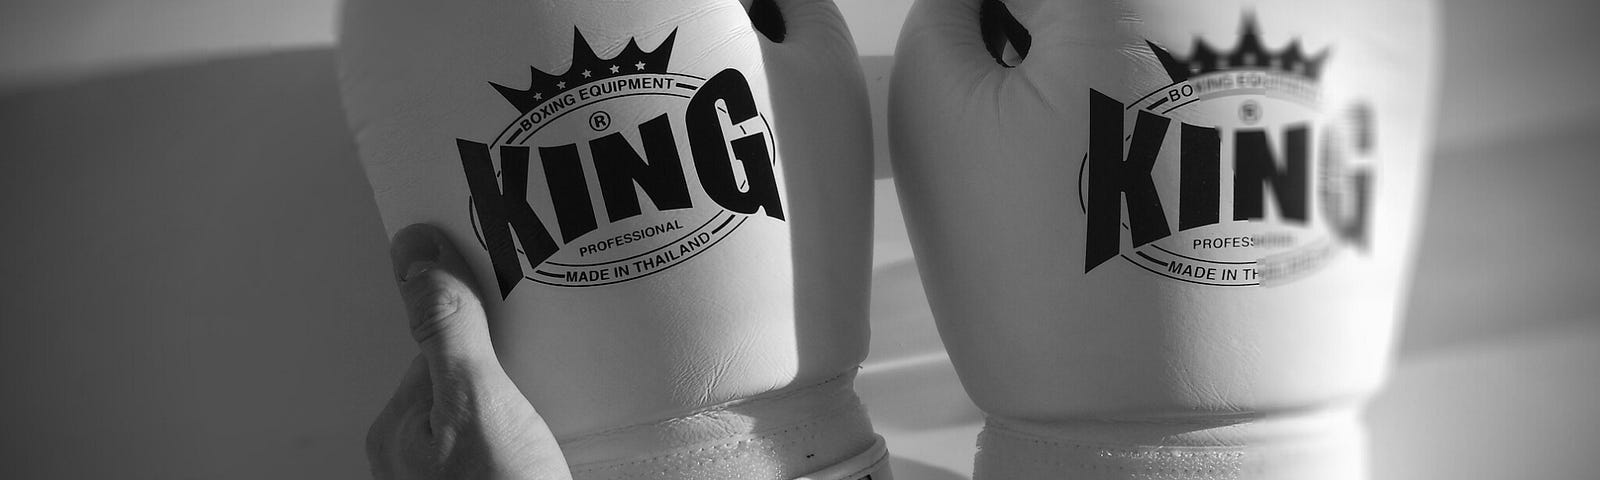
left=339, top=0, right=1438, bottom=478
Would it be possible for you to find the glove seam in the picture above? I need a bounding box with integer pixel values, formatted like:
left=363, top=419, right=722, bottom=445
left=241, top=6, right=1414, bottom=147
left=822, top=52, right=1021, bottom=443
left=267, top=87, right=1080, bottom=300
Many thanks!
left=653, top=427, right=829, bottom=479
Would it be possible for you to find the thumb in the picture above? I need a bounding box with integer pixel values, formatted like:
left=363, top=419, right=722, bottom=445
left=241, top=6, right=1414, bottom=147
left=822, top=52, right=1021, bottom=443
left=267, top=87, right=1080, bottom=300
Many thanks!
left=390, top=223, right=501, bottom=381
left=387, top=223, right=574, bottom=478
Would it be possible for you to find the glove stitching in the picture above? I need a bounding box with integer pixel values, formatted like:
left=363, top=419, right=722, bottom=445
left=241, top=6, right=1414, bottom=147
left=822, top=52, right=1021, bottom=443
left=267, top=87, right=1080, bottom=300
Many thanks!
left=658, top=428, right=830, bottom=479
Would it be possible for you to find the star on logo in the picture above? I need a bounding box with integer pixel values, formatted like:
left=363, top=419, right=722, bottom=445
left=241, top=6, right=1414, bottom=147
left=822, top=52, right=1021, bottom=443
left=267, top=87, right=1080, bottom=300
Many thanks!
left=556, top=81, right=566, bottom=89
left=581, top=69, right=592, bottom=78
left=609, top=65, right=620, bottom=74
left=634, top=61, right=646, bottom=71
left=533, top=93, right=543, bottom=101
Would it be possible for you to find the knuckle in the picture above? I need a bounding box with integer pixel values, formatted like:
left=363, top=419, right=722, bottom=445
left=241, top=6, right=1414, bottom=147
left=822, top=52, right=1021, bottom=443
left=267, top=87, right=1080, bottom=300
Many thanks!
left=405, top=281, right=467, bottom=345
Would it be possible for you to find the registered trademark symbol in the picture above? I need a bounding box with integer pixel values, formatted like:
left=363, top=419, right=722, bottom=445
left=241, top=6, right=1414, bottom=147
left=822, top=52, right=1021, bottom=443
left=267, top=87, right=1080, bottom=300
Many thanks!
left=1239, top=100, right=1262, bottom=125
left=589, top=111, right=612, bottom=131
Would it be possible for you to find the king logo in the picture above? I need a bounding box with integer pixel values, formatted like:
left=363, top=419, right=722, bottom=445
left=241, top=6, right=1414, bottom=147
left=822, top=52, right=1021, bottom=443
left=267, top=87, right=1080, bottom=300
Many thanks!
left=458, top=28, right=784, bottom=297
left=1081, top=14, right=1376, bottom=287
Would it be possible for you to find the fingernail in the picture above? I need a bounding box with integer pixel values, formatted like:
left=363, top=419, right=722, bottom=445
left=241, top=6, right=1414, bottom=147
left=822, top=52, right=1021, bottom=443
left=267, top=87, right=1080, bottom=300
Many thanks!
left=392, top=224, right=443, bottom=282
left=402, top=260, right=436, bottom=283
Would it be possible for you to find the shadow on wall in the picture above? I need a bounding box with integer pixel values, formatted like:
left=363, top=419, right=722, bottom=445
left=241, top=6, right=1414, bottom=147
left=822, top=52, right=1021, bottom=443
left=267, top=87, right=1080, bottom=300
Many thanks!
left=0, top=48, right=407, bottom=479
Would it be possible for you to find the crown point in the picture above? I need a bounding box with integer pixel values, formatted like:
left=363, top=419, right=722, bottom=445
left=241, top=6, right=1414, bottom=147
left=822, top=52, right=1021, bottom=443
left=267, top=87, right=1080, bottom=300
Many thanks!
left=489, top=81, right=537, bottom=114
left=1145, top=13, right=1329, bottom=82
left=656, top=29, right=679, bottom=54
left=1240, top=10, right=1260, bottom=36
left=1146, top=40, right=1190, bottom=82
left=571, top=28, right=600, bottom=62
left=487, top=27, right=679, bottom=113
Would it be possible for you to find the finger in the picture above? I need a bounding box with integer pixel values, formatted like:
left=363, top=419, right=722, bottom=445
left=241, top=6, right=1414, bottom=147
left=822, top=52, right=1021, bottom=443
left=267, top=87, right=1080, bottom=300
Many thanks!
left=389, top=224, right=574, bottom=478
left=391, top=223, right=534, bottom=436
left=390, top=224, right=503, bottom=381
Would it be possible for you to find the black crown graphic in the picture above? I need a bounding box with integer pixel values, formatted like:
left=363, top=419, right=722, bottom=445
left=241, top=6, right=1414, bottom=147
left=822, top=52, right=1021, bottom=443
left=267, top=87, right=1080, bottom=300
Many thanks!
left=490, top=28, right=677, bottom=114
left=1146, top=14, right=1328, bottom=83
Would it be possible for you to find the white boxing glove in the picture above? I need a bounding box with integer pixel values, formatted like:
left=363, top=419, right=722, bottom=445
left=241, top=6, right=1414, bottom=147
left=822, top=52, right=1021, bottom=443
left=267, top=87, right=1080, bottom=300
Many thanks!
left=891, top=0, right=1438, bottom=478
left=339, top=0, right=889, bottom=478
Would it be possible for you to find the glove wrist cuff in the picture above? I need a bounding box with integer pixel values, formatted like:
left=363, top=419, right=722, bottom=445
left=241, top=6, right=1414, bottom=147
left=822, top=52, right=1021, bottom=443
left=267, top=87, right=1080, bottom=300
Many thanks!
left=974, top=408, right=1364, bottom=480
left=564, top=370, right=889, bottom=480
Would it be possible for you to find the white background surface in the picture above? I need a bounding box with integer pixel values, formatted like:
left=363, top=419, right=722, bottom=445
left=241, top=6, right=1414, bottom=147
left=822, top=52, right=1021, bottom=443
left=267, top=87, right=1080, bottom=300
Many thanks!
left=2, top=0, right=1598, bottom=478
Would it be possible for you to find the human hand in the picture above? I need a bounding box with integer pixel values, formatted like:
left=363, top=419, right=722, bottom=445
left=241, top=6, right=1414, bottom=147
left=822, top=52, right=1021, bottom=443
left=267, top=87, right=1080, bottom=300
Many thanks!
left=367, top=223, right=572, bottom=480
